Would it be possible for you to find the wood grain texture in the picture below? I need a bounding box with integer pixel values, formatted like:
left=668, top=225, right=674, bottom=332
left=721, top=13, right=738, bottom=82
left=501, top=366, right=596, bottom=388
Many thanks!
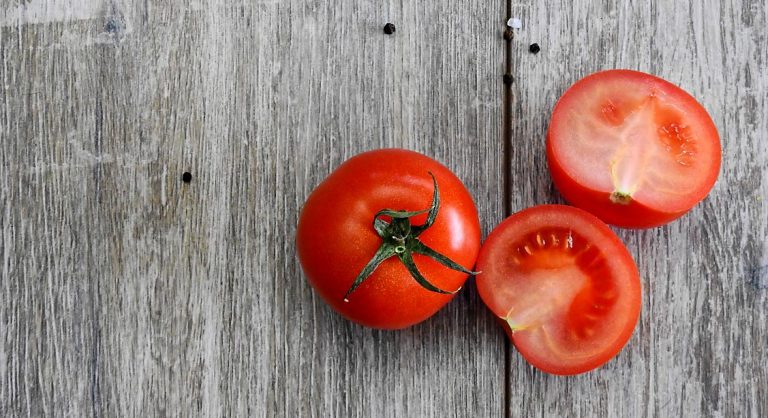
left=507, top=0, right=767, bottom=417
left=2, top=0, right=767, bottom=417
left=1, top=0, right=506, bottom=417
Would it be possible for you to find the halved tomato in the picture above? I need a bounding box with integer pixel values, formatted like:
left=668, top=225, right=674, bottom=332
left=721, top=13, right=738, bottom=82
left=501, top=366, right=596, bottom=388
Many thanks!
left=476, top=205, right=641, bottom=375
left=547, top=69, right=721, bottom=228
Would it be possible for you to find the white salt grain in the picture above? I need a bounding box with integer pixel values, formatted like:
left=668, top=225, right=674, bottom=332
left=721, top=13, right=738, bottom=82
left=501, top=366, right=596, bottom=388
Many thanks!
left=507, top=17, right=522, bottom=29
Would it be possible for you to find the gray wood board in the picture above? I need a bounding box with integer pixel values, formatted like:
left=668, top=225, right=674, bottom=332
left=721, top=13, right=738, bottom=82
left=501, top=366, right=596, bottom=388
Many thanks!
left=1, top=0, right=767, bottom=417
left=1, top=1, right=506, bottom=417
left=507, top=0, right=767, bottom=417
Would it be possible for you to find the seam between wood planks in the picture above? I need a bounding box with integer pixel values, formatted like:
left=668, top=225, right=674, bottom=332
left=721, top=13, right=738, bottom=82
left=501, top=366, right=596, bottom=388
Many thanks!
left=502, top=1, right=513, bottom=417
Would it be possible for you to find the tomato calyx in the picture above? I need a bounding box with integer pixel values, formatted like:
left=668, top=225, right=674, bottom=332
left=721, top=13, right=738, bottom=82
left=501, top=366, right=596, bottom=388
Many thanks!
left=342, top=173, right=478, bottom=302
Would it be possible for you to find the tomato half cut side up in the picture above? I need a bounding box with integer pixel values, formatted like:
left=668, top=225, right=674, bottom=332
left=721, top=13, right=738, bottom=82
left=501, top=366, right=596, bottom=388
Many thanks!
left=476, top=205, right=641, bottom=375
left=547, top=69, right=721, bottom=228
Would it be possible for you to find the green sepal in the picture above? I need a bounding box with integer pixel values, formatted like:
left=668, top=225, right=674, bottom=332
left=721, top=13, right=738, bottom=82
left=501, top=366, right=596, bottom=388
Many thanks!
left=410, top=240, right=479, bottom=275
left=373, top=218, right=389, bottom=236
left=375, top=208, right=430, bottom=219
left=343, top=172, right=475, bottom=302
left=411, top=172, right=439, bottom=237
left=397, top=250, right=456, bottom=295
left=343, top=243, right=398, bottom=302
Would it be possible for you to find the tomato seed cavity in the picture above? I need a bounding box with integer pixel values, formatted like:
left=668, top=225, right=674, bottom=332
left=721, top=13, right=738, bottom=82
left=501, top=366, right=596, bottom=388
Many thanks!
left=507, top=228, right=618, bottom=339
left=658, top=122, right=697, bottom=166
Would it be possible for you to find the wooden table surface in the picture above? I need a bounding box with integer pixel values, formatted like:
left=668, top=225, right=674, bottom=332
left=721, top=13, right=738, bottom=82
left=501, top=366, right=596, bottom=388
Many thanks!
left=1, top=1, right=766, bottom=417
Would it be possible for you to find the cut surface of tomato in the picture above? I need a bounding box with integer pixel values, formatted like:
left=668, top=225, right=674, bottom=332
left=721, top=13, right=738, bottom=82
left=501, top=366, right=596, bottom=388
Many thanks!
left=476, top=205, right=641, bottom=375
left=547, top=69, right=721, bottom=228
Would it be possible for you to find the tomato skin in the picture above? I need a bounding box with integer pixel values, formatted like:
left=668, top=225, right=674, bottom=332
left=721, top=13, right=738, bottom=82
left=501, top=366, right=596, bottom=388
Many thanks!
left=296, top=149, right=481, bottom=329
left=476, top=205, right=641, bottom=375
left=546, top=69, right=721, bottom=229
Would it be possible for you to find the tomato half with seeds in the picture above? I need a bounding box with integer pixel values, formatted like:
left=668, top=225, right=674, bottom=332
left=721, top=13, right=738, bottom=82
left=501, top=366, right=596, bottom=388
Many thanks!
left=547, top=69, right=721, bottom=228
left=476, top=205, right=641, bottom=375
left=297, top=149, right=481, bottom=329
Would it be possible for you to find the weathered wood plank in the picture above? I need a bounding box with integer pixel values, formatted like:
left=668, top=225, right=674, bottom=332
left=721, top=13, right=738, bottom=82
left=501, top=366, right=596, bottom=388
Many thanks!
left=507, top=0, right=767, bottom=416
left=250, top=2, right=507, bottom=416
left=1, top=1, right=507, bottom=416
left=1, top=3, right=218, bottom=416
left=5, top=0, right=765, bottom=416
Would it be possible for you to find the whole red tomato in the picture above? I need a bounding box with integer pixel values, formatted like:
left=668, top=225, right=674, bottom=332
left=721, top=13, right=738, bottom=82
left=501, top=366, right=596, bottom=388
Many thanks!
left=297, top=149, right=481, bottom=329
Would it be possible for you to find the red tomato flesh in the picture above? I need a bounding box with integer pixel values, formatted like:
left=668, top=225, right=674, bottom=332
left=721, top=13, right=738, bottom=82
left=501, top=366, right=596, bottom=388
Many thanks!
left=547, top=70, right=721, bottom=228
left=476, top=205, right=641, bottom=375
